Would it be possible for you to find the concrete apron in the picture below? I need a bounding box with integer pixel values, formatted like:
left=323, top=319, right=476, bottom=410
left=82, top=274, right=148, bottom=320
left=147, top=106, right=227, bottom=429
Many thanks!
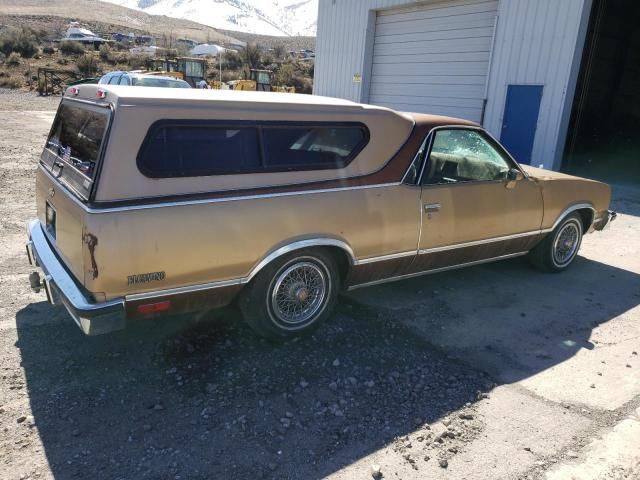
left=343, top=186, right=640, bottom=478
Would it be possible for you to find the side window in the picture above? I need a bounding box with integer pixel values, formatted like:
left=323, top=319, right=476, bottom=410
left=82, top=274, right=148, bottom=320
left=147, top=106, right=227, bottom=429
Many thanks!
left=118, top=75, right=129, bottom=85
left=423, top=129, right=512, bottom=184
left=137, top=122, right=369, bottom=178
left=108, top=75, right=121, bottom=85
left=262, top=125, right=367, bottom=170
left=138, top=125, right=261, bottom=177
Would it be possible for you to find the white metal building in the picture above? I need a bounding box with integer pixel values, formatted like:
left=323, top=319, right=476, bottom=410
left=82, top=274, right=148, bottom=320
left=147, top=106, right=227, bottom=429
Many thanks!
left=314, top=0, right=640, bottom=180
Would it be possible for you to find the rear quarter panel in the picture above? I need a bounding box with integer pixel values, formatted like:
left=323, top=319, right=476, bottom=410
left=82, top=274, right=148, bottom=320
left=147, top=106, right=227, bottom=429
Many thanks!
left=83, top=185, right=422, bottom=300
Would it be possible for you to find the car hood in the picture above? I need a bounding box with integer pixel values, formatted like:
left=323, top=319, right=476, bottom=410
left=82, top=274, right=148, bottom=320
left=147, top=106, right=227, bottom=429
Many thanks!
left=520, top=165, right=598, bottom=183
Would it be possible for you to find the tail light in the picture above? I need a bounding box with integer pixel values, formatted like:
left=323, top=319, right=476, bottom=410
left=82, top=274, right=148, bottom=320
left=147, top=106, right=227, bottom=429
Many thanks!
left=96, top=89, right=107, bottom=99
left=136, top=301, right=171, bottom=315
left=68, top=87, right=79, bottom=96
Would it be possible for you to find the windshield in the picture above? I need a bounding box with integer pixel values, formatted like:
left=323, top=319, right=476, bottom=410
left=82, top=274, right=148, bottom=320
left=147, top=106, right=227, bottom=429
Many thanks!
left=42, top=101, right=109, bottom=199
left=131, top=77, right=191, bottom=88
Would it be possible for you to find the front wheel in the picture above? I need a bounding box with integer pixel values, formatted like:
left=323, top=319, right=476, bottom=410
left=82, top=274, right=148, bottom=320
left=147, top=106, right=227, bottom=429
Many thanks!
left=529, top=213, right=583, bottom=272
left=238, top=249, right=340, bottom=339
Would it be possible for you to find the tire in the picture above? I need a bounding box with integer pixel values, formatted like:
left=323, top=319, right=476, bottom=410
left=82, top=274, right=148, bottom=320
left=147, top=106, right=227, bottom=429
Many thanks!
left=238, top=249, right=340, bottom=339
left=528, top=213, right=583, bottom=272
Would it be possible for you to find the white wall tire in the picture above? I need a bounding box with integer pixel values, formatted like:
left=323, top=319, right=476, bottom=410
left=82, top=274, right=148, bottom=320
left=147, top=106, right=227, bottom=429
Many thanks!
left=239, top=249, right=340, bottom=339
left=529, top=213, right=583, bottom=272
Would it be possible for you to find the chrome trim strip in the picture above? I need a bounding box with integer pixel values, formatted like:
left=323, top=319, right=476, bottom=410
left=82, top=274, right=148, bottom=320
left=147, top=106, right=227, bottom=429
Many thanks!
left=41, top=164, right=401, bottom=214
left=348, top=252, right=529, bottom=291
left=357, top=250, right=416, bottom=265
left=248, top=238, right=357, bottom=277
left=549, top=203, right=595, bottom=231
left=126, top=277, right=243, bottom=302
left=125, top=238, right=357, bottom=302
left=418, top=230, right=543, bottom=255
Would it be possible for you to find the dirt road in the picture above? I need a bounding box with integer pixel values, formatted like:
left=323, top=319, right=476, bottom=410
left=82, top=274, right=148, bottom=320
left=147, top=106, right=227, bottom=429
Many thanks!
left=0, top=92, right=638, bottom=480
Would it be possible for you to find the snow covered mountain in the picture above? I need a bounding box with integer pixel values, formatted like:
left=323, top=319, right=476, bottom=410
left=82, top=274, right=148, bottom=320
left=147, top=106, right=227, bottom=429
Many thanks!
left=101, top=0, right=318, bottom=37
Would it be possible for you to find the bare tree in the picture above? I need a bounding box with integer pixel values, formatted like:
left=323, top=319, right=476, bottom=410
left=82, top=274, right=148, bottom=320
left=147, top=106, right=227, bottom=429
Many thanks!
left=241, top=43, right=261, bottom=70
left=273, top=44, right=286, bottom=61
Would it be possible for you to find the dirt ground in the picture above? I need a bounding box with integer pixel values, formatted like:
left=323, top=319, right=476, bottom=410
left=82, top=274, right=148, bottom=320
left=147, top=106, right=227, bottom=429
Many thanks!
left=0, top=92, right=639, bottom=480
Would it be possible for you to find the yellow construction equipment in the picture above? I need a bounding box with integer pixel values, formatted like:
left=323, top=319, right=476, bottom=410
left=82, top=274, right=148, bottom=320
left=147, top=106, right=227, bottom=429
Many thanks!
left=227, top=80, right=257, bottom=91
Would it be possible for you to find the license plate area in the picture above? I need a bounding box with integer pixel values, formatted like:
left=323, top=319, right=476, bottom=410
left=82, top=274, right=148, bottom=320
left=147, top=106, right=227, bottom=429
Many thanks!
left=45, top=202, right=56, bottom=240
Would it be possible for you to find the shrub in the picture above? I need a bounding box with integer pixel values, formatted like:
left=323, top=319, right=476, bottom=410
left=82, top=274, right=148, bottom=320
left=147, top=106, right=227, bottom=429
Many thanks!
left=221, top=70, right=240, bottom=83
left=6, top=52, right=21, bottom=66
left=60, top=41, right=85, bottom=55
left=0, top=76, right=22, bottom=89
left=57, top=57, right=68, bottom=65
left=272, top=61, right=313, bottom=94
left=113, top=41, right=130, bottom=51
left=223, top=49, right=243, bottom=70
left=127, top=53, right=148, bottom=69
left=42, top=46, right=55, bottom=55
left=98, top=44, right=112, bottom=61
left=76, top=53, right=98, bottom=77
left=0, top=27, right=38, bottom=58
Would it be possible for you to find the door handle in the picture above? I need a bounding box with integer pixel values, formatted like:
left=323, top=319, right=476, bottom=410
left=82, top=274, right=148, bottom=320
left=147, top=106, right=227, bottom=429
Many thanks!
left=424, top=203, right=441, bottom=213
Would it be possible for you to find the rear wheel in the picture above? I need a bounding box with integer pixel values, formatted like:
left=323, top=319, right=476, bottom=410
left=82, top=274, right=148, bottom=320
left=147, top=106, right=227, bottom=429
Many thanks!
left=238, top=249, right=340, bottom=339
left=529, top=213, right=583, bottom=272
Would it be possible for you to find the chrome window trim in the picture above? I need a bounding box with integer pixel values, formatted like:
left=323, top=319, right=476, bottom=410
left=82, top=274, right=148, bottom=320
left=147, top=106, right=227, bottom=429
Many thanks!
left=348, top=252, right=529, bottom=291
left=416, top=124, right=529, bottom=186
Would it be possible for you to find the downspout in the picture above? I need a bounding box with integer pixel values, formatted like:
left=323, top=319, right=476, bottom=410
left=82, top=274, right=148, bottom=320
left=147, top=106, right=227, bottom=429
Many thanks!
left=480, top=14, right=499, bottom=126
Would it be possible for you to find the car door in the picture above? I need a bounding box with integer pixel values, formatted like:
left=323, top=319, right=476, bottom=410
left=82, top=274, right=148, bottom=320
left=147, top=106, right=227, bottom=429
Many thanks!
left=410, top=127, right=543, bottom=273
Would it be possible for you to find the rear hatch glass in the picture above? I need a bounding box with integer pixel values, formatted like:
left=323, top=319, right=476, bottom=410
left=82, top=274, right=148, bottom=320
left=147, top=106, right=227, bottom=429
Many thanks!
left=41, top=101, right=110, bottom=200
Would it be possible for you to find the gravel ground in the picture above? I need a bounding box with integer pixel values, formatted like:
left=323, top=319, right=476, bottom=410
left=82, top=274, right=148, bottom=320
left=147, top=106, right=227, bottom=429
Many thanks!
left=0, top=92, right=490, bottom=479
left=0, top=89, right=61, bottom=111
left=1, top=92, right=638, bottom=480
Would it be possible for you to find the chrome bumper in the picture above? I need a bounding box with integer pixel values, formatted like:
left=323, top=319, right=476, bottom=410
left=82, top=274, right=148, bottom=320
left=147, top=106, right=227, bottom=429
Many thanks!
left=26, top=220, right=126, bottom=335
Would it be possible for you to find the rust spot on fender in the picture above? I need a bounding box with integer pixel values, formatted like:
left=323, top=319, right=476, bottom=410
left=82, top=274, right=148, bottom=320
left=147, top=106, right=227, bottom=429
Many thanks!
left=83, top=233, right=99, bottom=280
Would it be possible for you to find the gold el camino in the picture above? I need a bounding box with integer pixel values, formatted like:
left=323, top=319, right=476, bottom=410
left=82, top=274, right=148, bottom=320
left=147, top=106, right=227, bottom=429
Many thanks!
left=25, top=85, right=616, bottom=338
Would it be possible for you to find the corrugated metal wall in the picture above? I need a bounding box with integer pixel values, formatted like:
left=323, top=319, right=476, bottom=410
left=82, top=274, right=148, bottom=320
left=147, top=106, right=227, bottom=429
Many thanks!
left=314, top=0, right=425, bottom=103
left=482, top=0, right=589, bottom=169
left=314, top=0, right=590, bottom=170
left=369, top=0, right=498, bottom=122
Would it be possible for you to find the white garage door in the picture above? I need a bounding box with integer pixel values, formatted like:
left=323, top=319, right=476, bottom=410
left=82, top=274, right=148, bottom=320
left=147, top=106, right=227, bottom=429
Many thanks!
left=369, top=0, right=498, bottom=122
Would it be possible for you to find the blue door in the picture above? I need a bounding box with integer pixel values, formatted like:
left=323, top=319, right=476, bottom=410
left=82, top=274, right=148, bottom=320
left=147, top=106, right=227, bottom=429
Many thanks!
left=500, top=85, right=543, bottom=165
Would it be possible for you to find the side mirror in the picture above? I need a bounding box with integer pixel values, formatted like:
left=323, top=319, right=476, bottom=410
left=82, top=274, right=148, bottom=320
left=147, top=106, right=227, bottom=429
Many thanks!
left=505, top=168, right=523, bottom=189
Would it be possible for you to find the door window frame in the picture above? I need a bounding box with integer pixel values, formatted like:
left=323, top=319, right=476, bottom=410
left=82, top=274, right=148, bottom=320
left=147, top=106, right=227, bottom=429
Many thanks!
left=406, top=125, right=528, bottom=187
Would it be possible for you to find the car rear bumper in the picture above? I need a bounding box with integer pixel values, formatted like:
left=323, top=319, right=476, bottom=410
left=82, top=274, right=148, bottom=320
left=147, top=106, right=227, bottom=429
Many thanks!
left=26, top=219, right=126, bottom=335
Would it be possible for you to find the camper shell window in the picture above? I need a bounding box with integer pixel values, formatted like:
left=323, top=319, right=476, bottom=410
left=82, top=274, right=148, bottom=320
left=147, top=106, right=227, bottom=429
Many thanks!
left=137, top=121, right=369, bottom=178
left=41, top=101, right=110, bottom=200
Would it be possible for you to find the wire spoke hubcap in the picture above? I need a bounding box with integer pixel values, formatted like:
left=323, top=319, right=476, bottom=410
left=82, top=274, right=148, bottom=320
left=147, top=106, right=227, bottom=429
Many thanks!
left=553, top=222, right=580, bottom=266
left=271, top=261, right=327, bottom=326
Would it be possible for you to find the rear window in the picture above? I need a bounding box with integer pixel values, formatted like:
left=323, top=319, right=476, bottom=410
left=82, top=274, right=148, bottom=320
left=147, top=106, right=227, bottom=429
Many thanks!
left=138, top=121, right=368, bottom=178
left=41, top=101, right=109, bottom=198
left=131, top=77, right=191, bottom=88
